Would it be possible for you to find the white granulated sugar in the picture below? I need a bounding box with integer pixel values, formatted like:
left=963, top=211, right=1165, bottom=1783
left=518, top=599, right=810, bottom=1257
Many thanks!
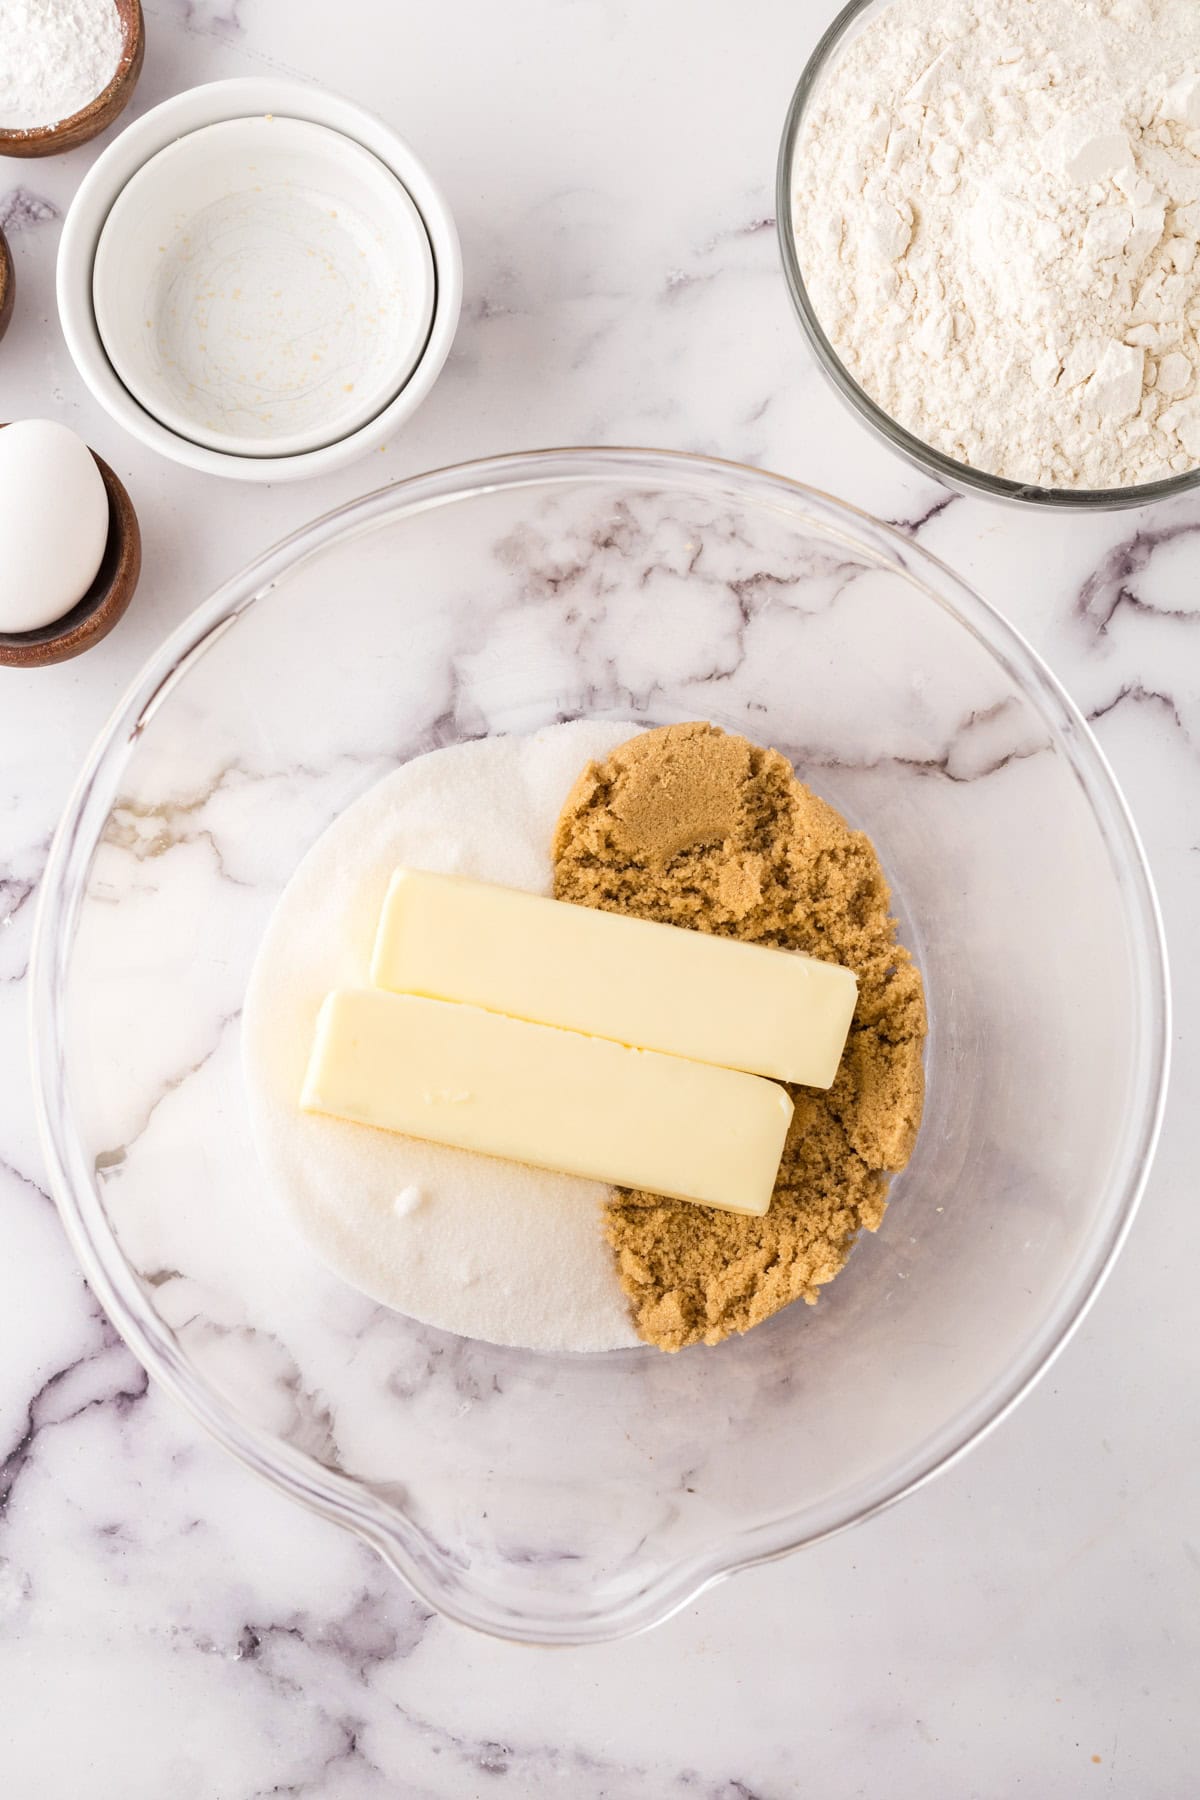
left=0, top=0, right=123, bottom=131
left=793, top=0, right=1200, bottom=489
left=242, top=721, right=643, bottom=1355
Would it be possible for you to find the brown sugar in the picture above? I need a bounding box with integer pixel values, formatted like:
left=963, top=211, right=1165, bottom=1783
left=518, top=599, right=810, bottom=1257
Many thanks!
left=552, top=721, right=926, bottom=1351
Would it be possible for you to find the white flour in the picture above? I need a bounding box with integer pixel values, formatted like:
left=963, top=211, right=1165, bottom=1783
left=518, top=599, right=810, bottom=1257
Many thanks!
left=793, top=0, right=1200, bottom=489
left=242, top=721, right=643, bottom=1355
left=0, top=0, right=123, bottom=130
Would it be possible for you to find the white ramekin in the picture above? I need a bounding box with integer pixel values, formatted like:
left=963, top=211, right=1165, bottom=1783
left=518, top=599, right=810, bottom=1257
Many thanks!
left=58, top=79, right=462, bottom=483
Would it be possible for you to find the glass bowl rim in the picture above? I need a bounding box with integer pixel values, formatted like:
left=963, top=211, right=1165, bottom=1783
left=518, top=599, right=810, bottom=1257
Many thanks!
left=29, top=445, right=1172, bottom=1642
left=775, top=0, right=1200, bottom=512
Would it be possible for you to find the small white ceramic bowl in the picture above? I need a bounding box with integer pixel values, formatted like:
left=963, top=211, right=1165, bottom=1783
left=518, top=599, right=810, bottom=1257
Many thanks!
left=93, top=116, right=436, bottom=459
left=58, top=80, right=462, bottom=483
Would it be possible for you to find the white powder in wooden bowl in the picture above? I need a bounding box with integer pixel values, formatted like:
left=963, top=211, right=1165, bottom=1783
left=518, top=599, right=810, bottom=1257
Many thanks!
left=0, top=0, right=123, bottom=131
left=242, top=721, right=643, bottom=1355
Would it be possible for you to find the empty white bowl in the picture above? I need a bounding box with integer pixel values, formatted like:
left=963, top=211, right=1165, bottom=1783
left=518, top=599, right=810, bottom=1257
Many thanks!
left=93, top=116, right=436, bottom=458
left=58, top=79, right=462, bottom=483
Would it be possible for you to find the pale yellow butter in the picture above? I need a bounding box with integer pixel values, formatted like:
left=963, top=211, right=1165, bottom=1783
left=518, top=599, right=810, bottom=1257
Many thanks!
left=302, top=989, right=793, bottom=1216
left=371, top=868, right=857, bottom=1088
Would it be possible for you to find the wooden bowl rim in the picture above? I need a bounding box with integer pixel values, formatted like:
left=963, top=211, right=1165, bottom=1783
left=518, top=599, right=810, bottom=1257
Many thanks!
left=0, top=0, right=144, bottom=155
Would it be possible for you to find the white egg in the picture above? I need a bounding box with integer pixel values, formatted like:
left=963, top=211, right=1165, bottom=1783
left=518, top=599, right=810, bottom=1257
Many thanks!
left=0, top=420, right=110, bottom=635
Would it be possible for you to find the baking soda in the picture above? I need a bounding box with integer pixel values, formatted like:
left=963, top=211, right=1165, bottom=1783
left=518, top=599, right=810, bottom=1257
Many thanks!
left=0, top=0, right=123, bottom=131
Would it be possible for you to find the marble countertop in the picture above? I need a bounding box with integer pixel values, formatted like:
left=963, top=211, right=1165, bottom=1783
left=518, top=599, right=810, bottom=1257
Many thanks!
left=1, top=1, right=1196, bottom=1793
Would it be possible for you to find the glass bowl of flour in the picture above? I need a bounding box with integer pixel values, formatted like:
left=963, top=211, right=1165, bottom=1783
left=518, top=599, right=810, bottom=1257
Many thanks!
left=780, top=0, right=1200, bottom=507
left=32, top=449, right=1167, bottom=1641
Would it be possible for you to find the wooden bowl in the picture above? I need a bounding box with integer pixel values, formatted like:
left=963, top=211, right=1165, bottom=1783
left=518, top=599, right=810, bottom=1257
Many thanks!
left=0, top=431, right=141, bottom=669
left=0, top=1, right=144, bottom=159
left=0, top=230, right=13, bottom=344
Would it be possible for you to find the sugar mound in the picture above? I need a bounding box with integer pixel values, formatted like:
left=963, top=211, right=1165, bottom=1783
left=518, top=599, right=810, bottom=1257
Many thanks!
left=242, top=721, right=643, bottom=1354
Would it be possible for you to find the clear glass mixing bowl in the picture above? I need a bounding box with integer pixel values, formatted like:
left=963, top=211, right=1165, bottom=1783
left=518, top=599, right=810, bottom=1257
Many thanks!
left=32, top=449, right=1169, bottom=1643
left=777, top=0, right=1200, bottom=511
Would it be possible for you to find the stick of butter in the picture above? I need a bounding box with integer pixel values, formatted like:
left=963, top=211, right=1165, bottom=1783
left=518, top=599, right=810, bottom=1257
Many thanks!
left=302, top=989, right=793, bottom=1216
left=371, top=868, right=857, bottom=1088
